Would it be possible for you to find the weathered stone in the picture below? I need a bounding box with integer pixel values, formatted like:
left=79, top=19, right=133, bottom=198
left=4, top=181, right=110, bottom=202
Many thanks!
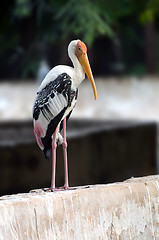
left=0, top=175, right=159, bottom=239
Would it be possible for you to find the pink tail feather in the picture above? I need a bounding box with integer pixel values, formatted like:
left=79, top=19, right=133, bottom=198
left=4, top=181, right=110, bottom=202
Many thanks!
left=33, top=120, right=44, bottom=150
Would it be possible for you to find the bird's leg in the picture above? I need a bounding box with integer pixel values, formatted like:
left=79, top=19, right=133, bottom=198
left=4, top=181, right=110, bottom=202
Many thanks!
left=50, top=128, right=58, bottom=191
left=62, top=117, right=70, bottom=189
left=48, top=127, right=66, bottom=192
left=49, top=119, right=73, bottom=192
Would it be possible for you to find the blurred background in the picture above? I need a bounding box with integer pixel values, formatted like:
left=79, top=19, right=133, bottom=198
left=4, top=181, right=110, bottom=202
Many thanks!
left=0, top=0, right=159, bottom=196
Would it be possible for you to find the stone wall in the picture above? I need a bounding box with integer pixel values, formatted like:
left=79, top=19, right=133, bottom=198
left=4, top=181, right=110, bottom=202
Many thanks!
left=0, top=175, right=159, bottom=239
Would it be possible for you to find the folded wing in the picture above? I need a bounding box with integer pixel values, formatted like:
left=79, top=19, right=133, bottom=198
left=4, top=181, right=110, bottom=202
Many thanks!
left=33, top=72, right=72, bottom=158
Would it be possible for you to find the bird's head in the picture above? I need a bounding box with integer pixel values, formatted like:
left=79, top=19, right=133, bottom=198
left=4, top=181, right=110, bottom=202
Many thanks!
left=73, top=40, right=97, bottom=100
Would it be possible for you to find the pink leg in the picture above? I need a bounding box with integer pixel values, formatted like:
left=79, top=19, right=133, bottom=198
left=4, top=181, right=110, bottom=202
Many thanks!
left=48, top=118, right=72, bottom=192
left=50, top=128, right=58, bottom=191
left=62, top=117, right=69, bottom=189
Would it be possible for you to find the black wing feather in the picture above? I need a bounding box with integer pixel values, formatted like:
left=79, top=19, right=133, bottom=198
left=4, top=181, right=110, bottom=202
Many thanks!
left=33, top=73, right=71, bottom=120
left=33, top=72, right=73, bottom=159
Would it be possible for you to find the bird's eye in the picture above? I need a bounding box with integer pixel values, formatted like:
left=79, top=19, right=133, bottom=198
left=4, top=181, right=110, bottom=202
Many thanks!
left=78, top=47, right=81, bottom=51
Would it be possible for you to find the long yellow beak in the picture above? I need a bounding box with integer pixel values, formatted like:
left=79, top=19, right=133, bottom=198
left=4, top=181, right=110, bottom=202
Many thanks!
left=78, top=53, right=97, bottom=100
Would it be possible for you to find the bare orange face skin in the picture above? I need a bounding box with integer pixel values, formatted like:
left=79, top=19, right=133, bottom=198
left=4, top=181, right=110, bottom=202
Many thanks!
left=75, top=41, right=87, bottom=56
left=75, top=40, right=97, bottom=100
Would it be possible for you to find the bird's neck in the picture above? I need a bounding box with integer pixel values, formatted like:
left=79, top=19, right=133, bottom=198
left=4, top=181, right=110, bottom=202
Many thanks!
left=69, top=50, right=85, bottom=88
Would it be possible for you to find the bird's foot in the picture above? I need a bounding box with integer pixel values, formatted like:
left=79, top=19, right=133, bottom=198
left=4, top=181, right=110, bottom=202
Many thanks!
left=58, top=185, right=75, bottom=190
left=43, top=187, right=64, bottom=192
left=42, top=185, right=76, bottom=192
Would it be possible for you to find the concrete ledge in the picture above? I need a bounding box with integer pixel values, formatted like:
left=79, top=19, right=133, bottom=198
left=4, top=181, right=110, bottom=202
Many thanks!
left=0, top=175, right=159, bottom=239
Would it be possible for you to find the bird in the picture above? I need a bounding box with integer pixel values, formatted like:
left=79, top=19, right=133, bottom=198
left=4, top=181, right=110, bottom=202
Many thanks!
left=33, top=39, right=97, bottom=191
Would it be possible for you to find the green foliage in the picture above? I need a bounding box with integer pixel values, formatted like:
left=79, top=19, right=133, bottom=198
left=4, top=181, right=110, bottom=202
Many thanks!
left=53, top=0, right=113, bottom=45
left=1, top=0, right=159, bottom=78
left=14, top=0, right=33, bottom=18
left=128, top=63, right=147, bottom=77
left=139, top=0, right=159, bottom=24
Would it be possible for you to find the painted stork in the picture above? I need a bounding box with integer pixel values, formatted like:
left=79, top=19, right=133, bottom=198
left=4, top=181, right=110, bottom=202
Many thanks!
left=33, top=40, right=97, bottom=191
